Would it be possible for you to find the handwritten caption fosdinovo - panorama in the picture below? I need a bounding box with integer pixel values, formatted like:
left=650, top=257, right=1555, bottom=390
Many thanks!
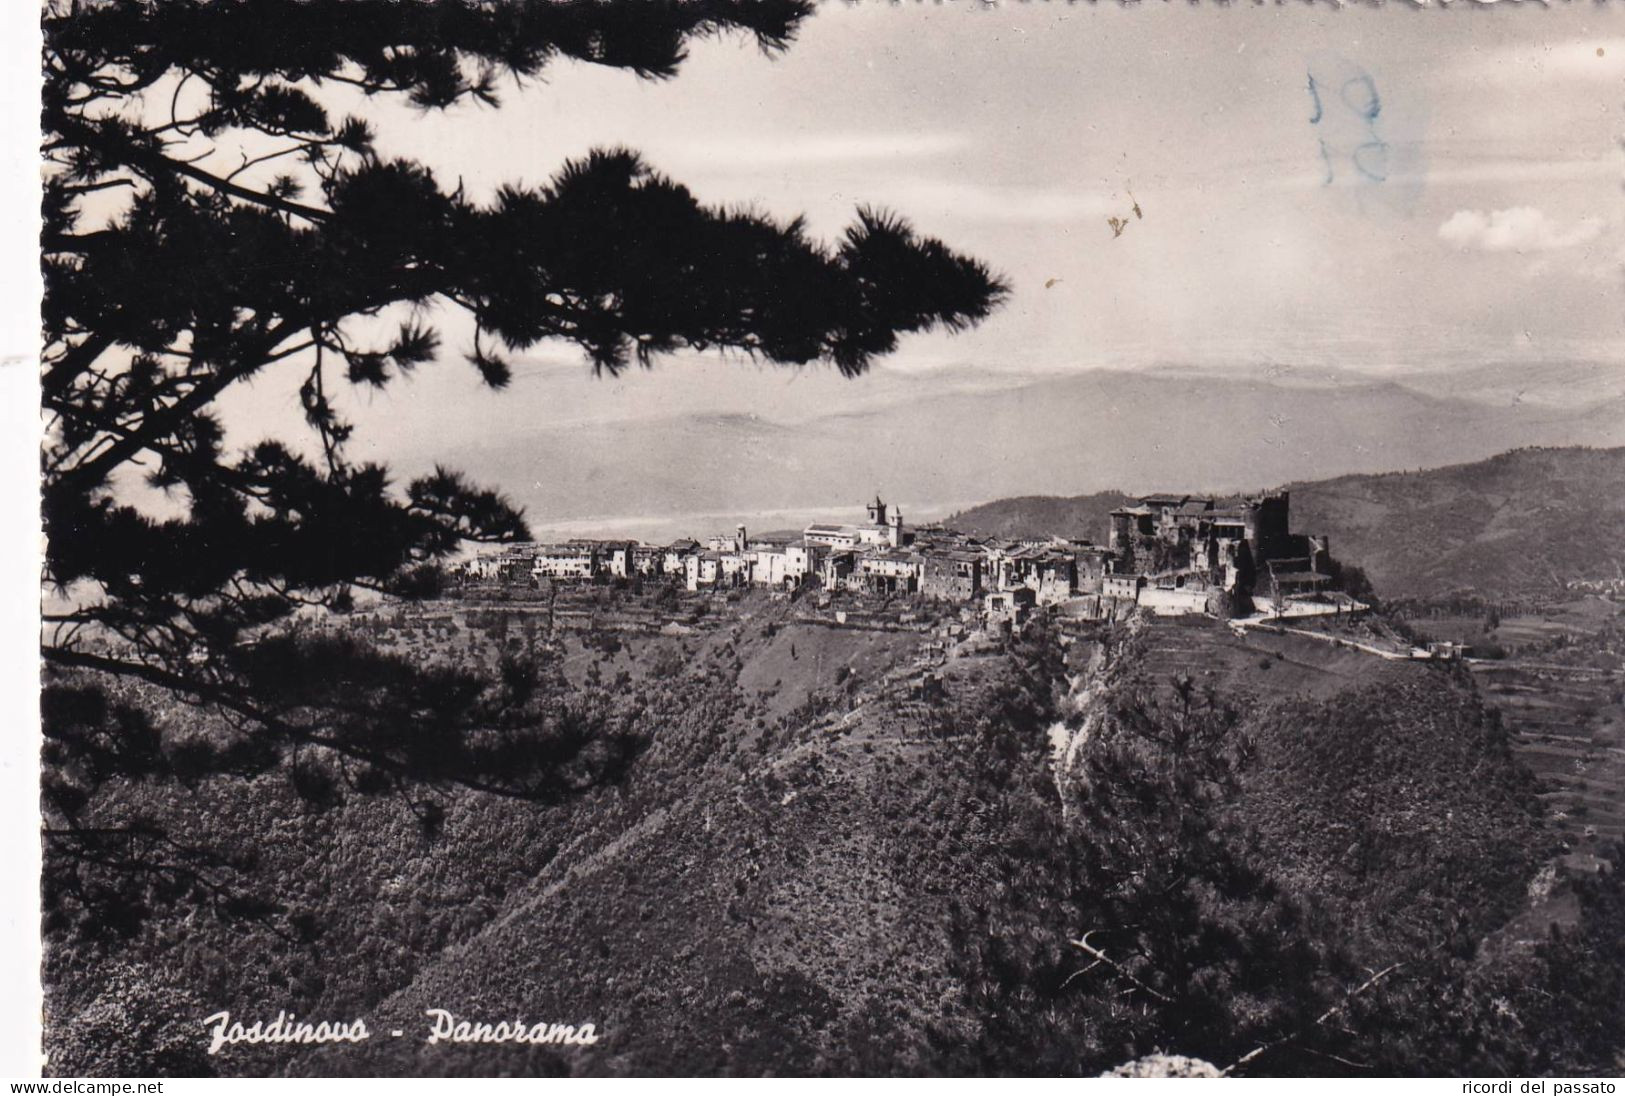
left=203, top=1009, right=602, bottom=1055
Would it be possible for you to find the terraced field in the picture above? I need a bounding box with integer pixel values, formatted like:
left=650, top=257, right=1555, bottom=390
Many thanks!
left=1131, top=613, right=1625, bottom=879
left=1122, top=615, right=1392, bottom=701
left=1404, top=599, right=1625, bottom=872
left=1472, top=662, right=1625, bottom=871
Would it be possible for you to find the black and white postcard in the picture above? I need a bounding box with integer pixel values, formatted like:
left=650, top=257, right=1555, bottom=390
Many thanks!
left=22, top=0, right=1625, bottom=1081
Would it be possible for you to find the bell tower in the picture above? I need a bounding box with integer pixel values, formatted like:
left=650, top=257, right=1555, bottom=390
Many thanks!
left=867, top=495, right=887, bottom=527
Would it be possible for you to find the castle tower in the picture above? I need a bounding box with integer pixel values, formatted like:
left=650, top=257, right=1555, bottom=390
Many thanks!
left=736, top=523, right=748, bottom=553
left=888, top=506, right=904, bottom=547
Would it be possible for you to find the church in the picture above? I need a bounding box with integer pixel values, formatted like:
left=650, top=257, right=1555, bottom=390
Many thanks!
left=803, top=496, right=911, bottom=550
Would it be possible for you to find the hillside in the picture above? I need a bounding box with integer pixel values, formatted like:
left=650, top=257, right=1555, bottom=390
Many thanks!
left=45, top=603, right=1621, bottom=1077
left=946, top=446, right=1625, bottom=600
left=939, top=490, right=1123, bottom=544
left=1287, top=447, right=1625, bottom=599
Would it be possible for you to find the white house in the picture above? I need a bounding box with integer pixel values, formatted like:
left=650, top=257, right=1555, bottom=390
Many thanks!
left=605, top=541, right=638, bottom=579
left=804, top=523, right=861, bottom=550
left=858, top=550, right=923, bottom=594
left=663, top=539, right=699, bottom=575
left=532, top=543, right=598, bottom=581
left=1102, top=573, right=1144, bottom=601
left=785, top=541, right=820, bottom=585
left=684, top=552, right=724, bottom=591
left=748, top=546, right=792, bottom=587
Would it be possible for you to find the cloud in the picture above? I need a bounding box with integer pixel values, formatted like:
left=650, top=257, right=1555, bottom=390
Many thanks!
left=1438, top=207, right=1605, bottom=253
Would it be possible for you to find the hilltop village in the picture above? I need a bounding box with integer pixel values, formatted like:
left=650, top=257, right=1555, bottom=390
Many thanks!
left=463, top=493, right=1361, bottom=626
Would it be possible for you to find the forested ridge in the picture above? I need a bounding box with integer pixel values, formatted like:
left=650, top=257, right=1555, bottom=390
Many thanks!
left=44, top=607, right=1625, bottom=1076
left=947, top=446, right=1625, bottom=600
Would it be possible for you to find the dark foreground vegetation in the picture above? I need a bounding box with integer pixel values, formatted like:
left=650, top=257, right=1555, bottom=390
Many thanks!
left=43, top=602, right=1625, bottom=1077
left=40, top=0, right=1004, bottom=983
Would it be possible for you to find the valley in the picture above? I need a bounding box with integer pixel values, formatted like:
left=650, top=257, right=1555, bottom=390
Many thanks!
left=41, top=445, right=1625, bottom=1077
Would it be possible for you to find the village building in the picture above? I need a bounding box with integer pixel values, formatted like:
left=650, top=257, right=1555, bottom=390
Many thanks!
left=604, top=541, right=639, bottom=579
left=805, top=496, right=911, bottom=550
left=1140, top=571, right=1219, bottom=615
left=1421, top=640, right=1467, bottom=661
left=1106, top=490, right=1333, bottom=611
left=718, top=550, right=751, bottom=583
left=747, top=545, right=791, bottom=587
left=465, top=546, right=535, bottom=584
left=819, top=549, right=857, bottom=591
left=632, top=545, right=664, bottom=576
left=803, top=523, right=861, bottom=550
left=662, top=539, right=699, bottom=575
left=858, top=550, right=924, bottom=595
left=684, top=551, right=725, bottom=591
left=1259, top=557, right=1337, bottom=612
left=785, top=541, right=821, bottom=586
left=707, top=524, right=750, bottom=553
left=1065, top=541, right=1114, bottom=595
left=1102, top=573, right=1145, bottom=601
left=984, top=586, right=1037, bottom=628
left=920, top=549, right=983, bottom=601
left=532, top=542, right=601, bottom=581
left=997, top=544, right=1077, bottom=605
left=741, top=533, right=812, bottom=589
left=863, top=496, right=910, bottom=547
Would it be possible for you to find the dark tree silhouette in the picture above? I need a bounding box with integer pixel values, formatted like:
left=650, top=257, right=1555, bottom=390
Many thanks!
left=40, top=0, right=1006, bottom=930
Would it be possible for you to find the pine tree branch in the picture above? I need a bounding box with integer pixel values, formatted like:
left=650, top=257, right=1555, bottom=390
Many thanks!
left=1068, top=931, right=1175, bottom=1004
left=50, top=317, right=307, bottom=493
left=42, top=332, right=115, bottom=398
left=1221, top=962, right=1404, bottom=1076
left=156, top=151, right=332, bottom=223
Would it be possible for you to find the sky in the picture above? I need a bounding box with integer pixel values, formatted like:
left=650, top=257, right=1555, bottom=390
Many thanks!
left=188, top=2, right=1625, bottom=537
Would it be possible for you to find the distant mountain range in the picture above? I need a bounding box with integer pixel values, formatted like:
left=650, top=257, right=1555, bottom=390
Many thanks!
left=432, top=364, right=1625, bottom=543
left=944, top=446, right=1625, bottom=600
